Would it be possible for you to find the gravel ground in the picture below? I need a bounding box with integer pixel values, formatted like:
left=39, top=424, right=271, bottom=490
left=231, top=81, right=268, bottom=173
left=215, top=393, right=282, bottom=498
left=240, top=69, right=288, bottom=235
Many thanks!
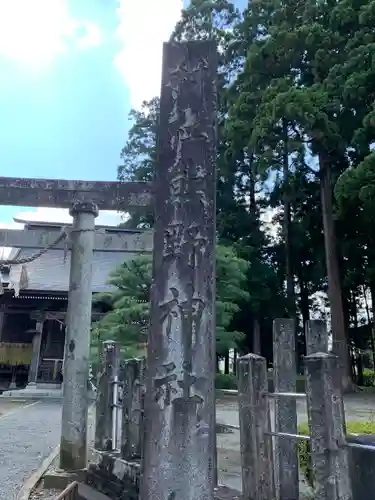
left=0, top=400, right=27, bottom=416
left=29, top=405, right=96, bottom=500
left=0, top=400, right=62, bottom=500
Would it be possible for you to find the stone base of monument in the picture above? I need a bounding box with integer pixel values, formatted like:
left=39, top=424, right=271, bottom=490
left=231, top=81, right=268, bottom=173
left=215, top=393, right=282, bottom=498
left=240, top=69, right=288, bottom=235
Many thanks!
left=0, top=382, right=63, bottom=400
left=87, top=449, right=241, bottom=500
left=43, top=468, right=87, bottom=490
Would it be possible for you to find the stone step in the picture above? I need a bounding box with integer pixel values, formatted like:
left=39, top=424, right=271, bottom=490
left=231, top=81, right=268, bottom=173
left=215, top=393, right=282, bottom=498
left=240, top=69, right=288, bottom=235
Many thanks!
left=77, top=483, right=111, bottom=500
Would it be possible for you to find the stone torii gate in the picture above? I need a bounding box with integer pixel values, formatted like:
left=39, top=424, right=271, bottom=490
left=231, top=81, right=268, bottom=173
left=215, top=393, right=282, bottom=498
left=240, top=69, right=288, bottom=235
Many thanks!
left=0, top=40, right=217, bottom=500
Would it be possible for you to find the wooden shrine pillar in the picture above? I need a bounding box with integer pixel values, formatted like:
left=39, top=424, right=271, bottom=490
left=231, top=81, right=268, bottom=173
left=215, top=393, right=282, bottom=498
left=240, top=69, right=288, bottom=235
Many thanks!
left=27, top=312, right=45, bottom=385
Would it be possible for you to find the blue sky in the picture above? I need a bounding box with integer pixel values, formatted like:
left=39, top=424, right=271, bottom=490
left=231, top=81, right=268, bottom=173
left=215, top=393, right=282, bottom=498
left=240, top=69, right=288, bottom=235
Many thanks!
left=0, top=0, right=244, bottom=229
left=0, top=0, right=184, bottom=227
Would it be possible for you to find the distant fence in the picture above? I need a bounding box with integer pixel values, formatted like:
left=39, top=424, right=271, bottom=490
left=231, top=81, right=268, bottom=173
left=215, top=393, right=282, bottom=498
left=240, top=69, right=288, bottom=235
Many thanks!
left=94, top=320, right=375, bottom=500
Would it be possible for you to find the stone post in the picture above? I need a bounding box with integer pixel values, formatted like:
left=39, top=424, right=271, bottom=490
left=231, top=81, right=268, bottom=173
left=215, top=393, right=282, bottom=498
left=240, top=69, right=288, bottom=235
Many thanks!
left=237, top=354, right=275, bottom=500
left=305, top=353, right=353, bottom=500
left=305, top=319, right=328, bottom=355
left=121, top=357, right=146, bottom=460
left=60, top=201, right=98, bottom=471
left=0, top=304, right=5, bottom=342
left=95, top=340, right=120, bottom=451
left=27, top=313, right=45, bottom=385
left=273, top=318, right=299, bottom=500
left=140, top=41, right=217, bottom=500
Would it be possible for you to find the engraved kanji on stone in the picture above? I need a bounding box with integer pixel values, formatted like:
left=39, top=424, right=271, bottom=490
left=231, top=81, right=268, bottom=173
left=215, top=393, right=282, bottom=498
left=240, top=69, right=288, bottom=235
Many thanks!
left=154, top=362, right=180, bottom=409
left=159, top=287, right=182, bottom=341
left=163, top=223, right=185, bottom=259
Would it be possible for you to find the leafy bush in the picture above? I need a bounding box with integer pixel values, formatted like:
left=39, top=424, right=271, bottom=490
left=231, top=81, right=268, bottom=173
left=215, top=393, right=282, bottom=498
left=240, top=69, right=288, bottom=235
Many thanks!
left=298, top=420, right=375, bottom=486
left=215, top=373, right=237, bottom=390
left=362, top=369, right=375, bottom=387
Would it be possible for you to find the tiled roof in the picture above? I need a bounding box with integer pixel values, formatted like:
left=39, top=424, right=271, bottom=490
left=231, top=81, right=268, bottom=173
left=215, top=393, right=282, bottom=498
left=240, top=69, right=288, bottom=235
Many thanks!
left=8, top=248, right=139, bottom=293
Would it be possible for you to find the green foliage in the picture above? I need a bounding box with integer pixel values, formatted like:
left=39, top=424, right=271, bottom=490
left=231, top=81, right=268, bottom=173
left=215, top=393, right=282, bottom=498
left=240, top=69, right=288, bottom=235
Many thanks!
left=94, top=246, right=249, bottom=356
left=298, top=420, right=375, bottom=486
left=362, top=369, right=375, bottom=387
left=215, top=373, right=237, bottom=390
left=114, top=0, right=375, bottom=371
left=92, top=256, right=152, bottom=359
left=118, top=98, right=159, bottom=229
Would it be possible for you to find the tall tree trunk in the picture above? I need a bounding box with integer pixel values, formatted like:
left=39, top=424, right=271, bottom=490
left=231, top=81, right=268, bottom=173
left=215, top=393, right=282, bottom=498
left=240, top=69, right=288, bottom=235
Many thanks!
left=253, top=317, right=261, bottom=355
left=352, top=293, right=364, bottom=385
left=319, top=153, right=352, bottom=391
left=282, top=118, right=295, bottom=317
left=298, top=265, right=310, bottom=331
left=249, top=155, right=262, bottom=357
left=364, top=285, right=375, bottom=372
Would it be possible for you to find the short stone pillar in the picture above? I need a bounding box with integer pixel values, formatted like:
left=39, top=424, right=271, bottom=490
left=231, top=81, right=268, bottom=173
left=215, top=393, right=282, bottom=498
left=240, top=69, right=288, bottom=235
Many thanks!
left=60, top=201, right=98, bottom=471
left=0, top=304, right=5, bottom=342
left=305, top=352, right=353, bottom=500
left=305, top=319, right=328, bottom=355
left=273, top=318, right=299, bottom=500
left=121, top=357, right=146, bottom=460
left=95, top=340, right=120, bottom=451
left=27, top=313, right=45, bottom=386
left=237, top=353, right=275, bottom=500
left=348, top=435, right=375, bottom=500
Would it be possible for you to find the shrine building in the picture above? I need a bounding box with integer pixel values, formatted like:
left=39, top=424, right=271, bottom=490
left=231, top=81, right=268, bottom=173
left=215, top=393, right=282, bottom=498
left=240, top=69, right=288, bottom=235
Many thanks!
left=0, top=220, right=151, bottom=391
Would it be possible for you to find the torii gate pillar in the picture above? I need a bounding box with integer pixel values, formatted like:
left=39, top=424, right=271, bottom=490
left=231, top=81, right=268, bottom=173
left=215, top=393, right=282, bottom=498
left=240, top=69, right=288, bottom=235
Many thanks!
left=0, top=175, right=151, bottom=472
left=60, top=201, right=98, bottom=470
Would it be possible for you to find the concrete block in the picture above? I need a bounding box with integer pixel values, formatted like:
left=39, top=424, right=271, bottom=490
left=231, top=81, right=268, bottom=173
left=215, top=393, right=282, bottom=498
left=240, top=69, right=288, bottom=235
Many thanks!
left=43, top=469, right=87, bottom=490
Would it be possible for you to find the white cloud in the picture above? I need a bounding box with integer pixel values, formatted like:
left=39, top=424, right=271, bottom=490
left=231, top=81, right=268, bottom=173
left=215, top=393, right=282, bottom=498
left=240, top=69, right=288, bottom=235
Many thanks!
left=114, top=0, right=183, bottom=109
left=0, top=0, right=102, bottom=69
left=76, top=22, right=102, bottom=50
left=14, top=207, right=124, bottom=227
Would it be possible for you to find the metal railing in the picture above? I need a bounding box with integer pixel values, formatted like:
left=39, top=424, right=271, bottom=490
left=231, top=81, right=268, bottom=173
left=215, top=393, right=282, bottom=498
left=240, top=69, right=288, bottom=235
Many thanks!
left=54, top=481, right=79, bottom=500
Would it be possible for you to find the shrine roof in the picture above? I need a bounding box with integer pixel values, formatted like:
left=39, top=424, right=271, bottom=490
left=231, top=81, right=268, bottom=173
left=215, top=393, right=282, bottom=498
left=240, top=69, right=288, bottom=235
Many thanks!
left=2, top=222, right=151, bottom=295
left=8, top=248, right=137, bottom=294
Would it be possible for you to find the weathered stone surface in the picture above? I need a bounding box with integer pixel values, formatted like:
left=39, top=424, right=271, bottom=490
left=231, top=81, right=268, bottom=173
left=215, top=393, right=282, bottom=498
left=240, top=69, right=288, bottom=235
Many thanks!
left=60, top=202, right=98, bottom=471
left=95, top=341, right=121, bottom=452
left=87, top=449, right=139, bottom=500
left=305, top=353, right=353, bottom=500
left=141, top=41, right=218, bottom=500
left=88, top=450, right=241, bottom=500
left=237, top=353, right=275, bottom=500
left=0, top=227, right=153, bottom=253
left=121, top=358, right=146, bottom=460
left=0, top=176, right=152, bottom=210
left=273, top=318, right=299, bottom=500
left=305, top=319, right=328, bottom=355
left=348, top=435, right=375, bottom=500
left=43, top=470, right=86, bottom=490
left=214, top=486, right=241, bottom=500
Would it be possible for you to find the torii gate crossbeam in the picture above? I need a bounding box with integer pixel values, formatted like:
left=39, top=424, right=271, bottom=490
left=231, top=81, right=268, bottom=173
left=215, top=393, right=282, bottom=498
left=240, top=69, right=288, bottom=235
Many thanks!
left=0, top=177, right=152, bottom=210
